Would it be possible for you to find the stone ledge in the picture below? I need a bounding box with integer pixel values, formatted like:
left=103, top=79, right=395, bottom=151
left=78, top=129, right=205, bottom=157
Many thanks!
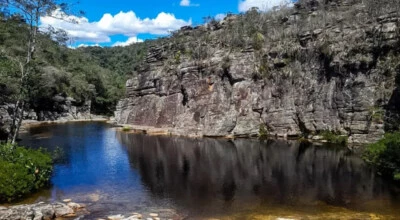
left=0, top=201, right=88, bottom=220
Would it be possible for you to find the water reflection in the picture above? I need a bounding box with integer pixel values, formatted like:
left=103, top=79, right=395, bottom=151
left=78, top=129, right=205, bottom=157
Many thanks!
left=17, top=123, right=400, bottom=218
left=117, top=132, right=398, bottom=215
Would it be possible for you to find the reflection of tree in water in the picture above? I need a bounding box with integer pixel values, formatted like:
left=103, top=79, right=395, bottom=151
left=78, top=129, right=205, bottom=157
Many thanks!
left=20, top=122, right=107, bottom=166
left=116, top=132, right=394, bottom=212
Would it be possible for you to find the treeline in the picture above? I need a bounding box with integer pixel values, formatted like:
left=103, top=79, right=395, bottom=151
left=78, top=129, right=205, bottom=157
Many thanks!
left=78, top=42, right=150, bottom=75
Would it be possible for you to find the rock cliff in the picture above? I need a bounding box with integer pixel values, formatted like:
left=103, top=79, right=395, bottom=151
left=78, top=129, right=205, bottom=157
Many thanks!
left=115, top=0, right=400, bottom=143
left=0, top=95, right=92, bottom=140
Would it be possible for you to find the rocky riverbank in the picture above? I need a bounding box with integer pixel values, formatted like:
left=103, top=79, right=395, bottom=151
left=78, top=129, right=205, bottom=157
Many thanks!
left=21, top=116, right=110, bottom=127
left=0, top=200, right=87, bottom=220
left=0, top=201, right=182, bottom=220
left=0, top=200, right=392, bottom=220
left=103, top=211, right=180, bottom=220
left=0, top=94, right=110, bottom=140
left=114, top=123, right=351, bottom=147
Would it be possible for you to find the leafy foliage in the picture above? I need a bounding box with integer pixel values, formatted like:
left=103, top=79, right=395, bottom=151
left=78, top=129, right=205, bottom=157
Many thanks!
left=320, top=130, right=348, bottom=145
left=78, top=42, right=150, bottom=75
left=0, top=13, right=126, bottom=115
left=122, top=126, right=132, bottom=131
left=0, top=143, right=53, bottom=202
left=363, top=133, right=400, bottom=181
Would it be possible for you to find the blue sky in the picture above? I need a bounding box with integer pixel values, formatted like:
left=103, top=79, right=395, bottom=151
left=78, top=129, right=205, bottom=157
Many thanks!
left=39, top=0, right=290, bottom=47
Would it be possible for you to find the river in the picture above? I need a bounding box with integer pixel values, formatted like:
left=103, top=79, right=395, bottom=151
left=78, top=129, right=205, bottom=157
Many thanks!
left=17, top=122, right=400, bottom=219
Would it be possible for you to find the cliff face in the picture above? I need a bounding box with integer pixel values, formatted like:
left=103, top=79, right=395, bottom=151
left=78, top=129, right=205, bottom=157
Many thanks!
left=0, top=95, right=92, bottom=140
left=115, top=0, right=400, bottom=143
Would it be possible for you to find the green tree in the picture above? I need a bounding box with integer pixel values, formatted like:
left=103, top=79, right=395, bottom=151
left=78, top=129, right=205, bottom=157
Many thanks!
left=0, top=0, right=70, bottom=144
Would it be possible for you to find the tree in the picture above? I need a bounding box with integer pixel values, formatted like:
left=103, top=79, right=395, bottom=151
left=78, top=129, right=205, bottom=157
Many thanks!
left=0, top=0, right=70, bottom=144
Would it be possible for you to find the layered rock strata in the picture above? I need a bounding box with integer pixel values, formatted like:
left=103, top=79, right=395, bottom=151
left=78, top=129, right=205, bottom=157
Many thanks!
left=116, top=0, right=400, bottom=143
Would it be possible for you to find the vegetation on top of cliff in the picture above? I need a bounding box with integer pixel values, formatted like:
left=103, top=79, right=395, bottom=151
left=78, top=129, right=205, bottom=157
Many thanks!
left=0, top=143, right=53, bottom=202
left=120, top=0, right=400, bottom=86
left=363, top=132, right=400, bottom=181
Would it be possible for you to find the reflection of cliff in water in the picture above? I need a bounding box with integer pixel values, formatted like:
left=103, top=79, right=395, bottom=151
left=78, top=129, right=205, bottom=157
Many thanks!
left=117, top=132, right=394, bottom=212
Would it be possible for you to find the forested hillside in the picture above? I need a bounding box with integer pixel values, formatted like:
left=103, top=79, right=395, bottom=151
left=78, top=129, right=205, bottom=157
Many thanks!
left=0, top=13, right=136, bottom=115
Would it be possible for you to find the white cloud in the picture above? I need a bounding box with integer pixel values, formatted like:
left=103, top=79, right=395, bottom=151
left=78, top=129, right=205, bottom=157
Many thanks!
left=238, top=0, right=290, bottom=12
left=113, top=37, right=144, bottom=47
left=78, top=43, right=101, bottom=48
left=180, top=0, right=190, bottom=6
left=67, top=43, right=101, bottom=49
left=179, top=0, right=200, bottom=7
left=215, top=13, right=226, bottom=21
left=40, top=9, right=191, bottom=46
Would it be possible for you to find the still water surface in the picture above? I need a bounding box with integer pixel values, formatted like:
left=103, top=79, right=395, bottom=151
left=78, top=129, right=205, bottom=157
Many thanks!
left=18, top=122, right=400, bottom=219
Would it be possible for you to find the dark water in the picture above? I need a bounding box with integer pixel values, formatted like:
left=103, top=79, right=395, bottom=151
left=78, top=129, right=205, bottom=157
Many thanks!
left=18, top=122, right=400, bottom=219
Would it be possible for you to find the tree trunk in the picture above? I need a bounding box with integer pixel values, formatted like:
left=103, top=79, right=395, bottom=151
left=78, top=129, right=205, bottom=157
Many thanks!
left=8, top=15, right=38, bottom=144
left=10, top=100, right=24, bottom=145
left=8, top=99, right=21, bottom=143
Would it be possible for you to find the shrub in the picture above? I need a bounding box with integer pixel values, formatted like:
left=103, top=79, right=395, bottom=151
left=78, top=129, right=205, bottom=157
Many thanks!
left=252, top=32, right=265, bottom=51
left=0, top=143, right=53, bottom=202
left=259, top=124, right=268, bottom=140
left=363, top=0, right=400, bottom=17
left=257, top=62, right=270, bottom=78
left=122, top=126, right=132, bottom=131
left=320, top=130, right=348, bottom=145
left=363, top=133, right=400, bottom=180
left=174, top=50, right=181, bottom=64
left=369, top=106, right=384, bottom=123
left=222, top=56, right=231, bottom=70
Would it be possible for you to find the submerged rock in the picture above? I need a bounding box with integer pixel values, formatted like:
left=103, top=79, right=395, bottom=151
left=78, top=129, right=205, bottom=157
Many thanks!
left=62, top=199, right=72, bottom=203
left=108, top=214, right=125, bottom=220
left=67, top=202, right=83, bottom=210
